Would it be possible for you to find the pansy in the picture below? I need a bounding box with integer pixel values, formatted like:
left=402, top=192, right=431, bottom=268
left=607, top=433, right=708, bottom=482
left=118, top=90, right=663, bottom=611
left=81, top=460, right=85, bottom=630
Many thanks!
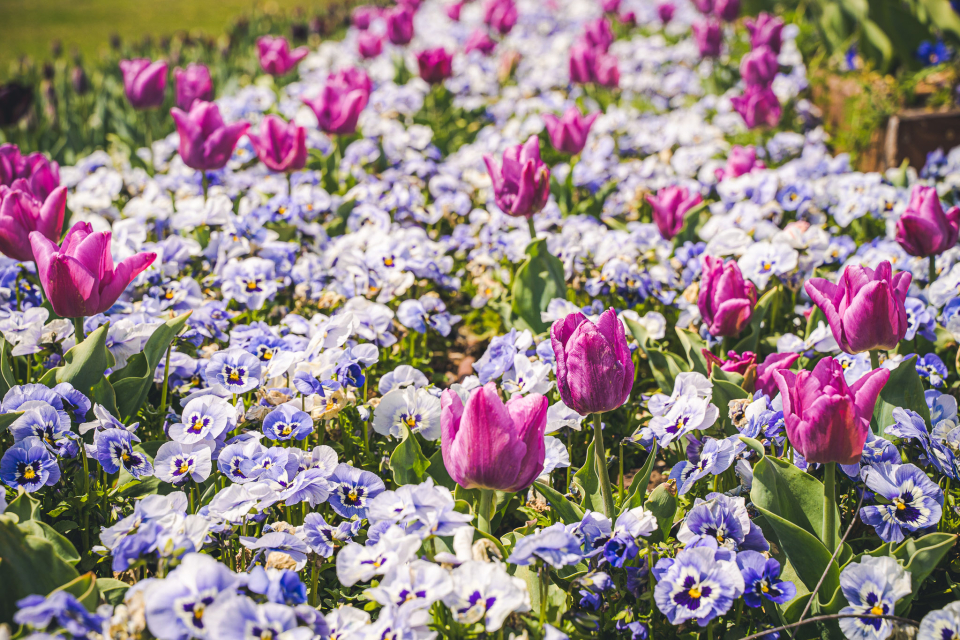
left=246, top=566, right=307, bottom=606
left=670, top=436, right=737, bottom=495
left=303, top=512, right=361, bottom=557
left=838, top=556, right=912, bottom=640
left=677, top=493, right=768, bottom=552
left=335, top=525, right=422, bottom=586
left=169, top=395, right=235, bottom=444
left=442, top=560, right=531, bottom=632
left=204, top=593, right=303, bottom=640
left=859, top=462, right=943, bottom=543
left=506, top=522, right=584, bottom=568
left=366, top=559, right=453, bottom=612
left=918, top=601, right=960, bottom=640
left=736, top=550, right=796, bottom=608
left=9, top=402, right=74, bottom=455
left=262, top=404, right=314, bottom=441
left=14, top=591, right=104, bottom=637
left=0, top=436, right=60, bottom=492
left=206, top=348, right=262, bottom=395
left=372, top=386, right=442, bottom=440
left=327, top=463, right=386, bottom=519
left=653, top=545, right=745, bottom=626
left=648, top=394, right=719, bottom=447
left=154, top=441, right=213, bottom=485
left=94, top=428, right=153, bottom=478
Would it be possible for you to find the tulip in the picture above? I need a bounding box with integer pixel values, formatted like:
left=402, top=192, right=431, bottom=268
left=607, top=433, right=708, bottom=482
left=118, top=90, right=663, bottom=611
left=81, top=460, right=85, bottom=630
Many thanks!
left=0, top=82, right=33, bottom=127
left=0, top=145, right=60, bottom=200
left=895, top=185, right=960, bottom=259
left=29, top=221, right=156, bottom=319
left=119, top=59, right=167, bottom=109
left=698, top=255, right=757, bottom=337
left=692, top=21, right=722, bottom=58
left=703, top=350, right=756, bottom=376
left=170, top=101, right=250, bottom=172
left=247, top=115, right=307, bottom=174
left=569, top=44, right=619, bottom=87
left=755, top=351, right=800, bottom=398
left=0, top=182, right=67, bottom=262
left=658, top=2, right=676, bottom=23
left=303, top=85, right=367, bottom=136
left=594, top=51, right=620, bottom=87
left=416, top=48, right=454, bottom=84
left=693, top=0, right=714, bottom=13
left=328, top=67, right=373, bottom=98
left=716, top=145, right=760, bottom=181
left=483, top=136, right=550, bottom=218
left=582, top=17, right=614, bottom=52
left=465, top=29, right=497, bottom=56
left=542, top=106, right=599, bottom=155
left=646, top=185, right=703, bottom=240
left=352, top=5, right=377, bottom=29
left=740, top=46, right=778, bottom=87
left=256, top=36, right=309, bottom=76
left=385, top=6, right=415, bottom=45
left=357, top=31, right=384, bottom=59
left=174, top=63, right=214, bottom=112
left=804, top=261, right=911, bottom=355
left=619, top=10, right=637, bottom=25
left=447, top=1, right=464, bottom=20
left=601, top=0, right=621, bottom=12
left=745, top=13, right=784, bottom=53
left=484, top=0, right=518, bottom=35
left=714, top=0, right=740, bottom=21
left=731, top=86, right=781, bottom=129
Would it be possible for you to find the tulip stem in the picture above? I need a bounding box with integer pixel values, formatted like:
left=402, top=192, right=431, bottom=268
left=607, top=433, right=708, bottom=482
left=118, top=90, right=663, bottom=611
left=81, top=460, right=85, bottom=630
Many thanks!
left=593, top=413, right=616, bottom=519
left=822, top=462, right=838, bottom=555
left=527, top=216, right=537, bottom=241
left=870, top=349, right=880, bottom=371
left=201, top=172, right=209, bottom=202
left=478, top=488, right=494, bottom=534
left=930, top=255, right=937, bottom=285
left=73, top=316, right=85, bottom=343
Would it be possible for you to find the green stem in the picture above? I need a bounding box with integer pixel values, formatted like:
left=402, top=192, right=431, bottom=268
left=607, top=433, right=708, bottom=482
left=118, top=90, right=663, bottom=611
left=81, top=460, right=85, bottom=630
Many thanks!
left=201, top=171, right=209, bottom=202
left=159, top=345, right=172, bottom=416
left=80, top=451, right=90, bottom=552
left=593, top=413, right=616, bottom=519
left=930, top=254, right=938, bottom=285
left=870, top=349, right=880, bottom=371
left=72, top=316, right=85, bottom=343
left=310, top=556, right=320, bottom=606
left=527, top=216, right=537, bottom=241
left=478, top=488, right=494, bottom=534
left=822, top=462, right=838, bottom=555
left=287, top=171, right=294, bottom=197
left=539, top=563, right=549, bottom=627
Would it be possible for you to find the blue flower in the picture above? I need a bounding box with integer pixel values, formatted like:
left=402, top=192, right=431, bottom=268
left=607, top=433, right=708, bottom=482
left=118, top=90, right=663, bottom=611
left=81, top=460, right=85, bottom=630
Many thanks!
left=910, top=353, right=949, bottom=389
left=677, top=493, right=769, bottom=552
left=302, top=512, right=361, bottom=557
left=506, top=523, right=584, bottom=568
left=246, top=566, right=307, bottom=605
left=917, top=40, right=951, bottom=66
left=840, top=433, right=900, bottom=479
left=474, top=329, right=520, bottom=384
left=94, top=428, right=153, bottom=478
left=566, top=511, right=612, bottom=557
left=327, top=463, right=385, bottom=519
left=888, top=408, right=959, bottom=479
left=671, top=436, right=737, bottom=495
left=653, top=545, right=745, bottom=627
left=736, top=551, right=796, bottom=608
left=9, top=403, right=74, bottom=456
left=14, top=591, right=104, bottom=637
left=0, top=436, right=60, bottom=492
left=292, top=371, right=342, bottom=397
left=838, top=556, right=912, bottom=640
left=262, top=405, right=314, bottom=441
left=859, top=462, right=943, bottom=543
left=205, top=348, right=262, bottom=394
left=918, top=601, right=960, bottom=640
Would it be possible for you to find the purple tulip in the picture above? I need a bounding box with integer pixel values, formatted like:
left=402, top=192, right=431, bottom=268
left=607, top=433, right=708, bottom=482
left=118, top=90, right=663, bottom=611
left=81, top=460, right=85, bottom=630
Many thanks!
left=582, top=17, right=615, bottom=52
left=385, top=6, right=415, bottom=45
left=440, top=383, right=547, bottom=492
left=692, top=20, right=723, bottom=58
left=484, top=0, right=518, bottom=35
left=569, top=43, right=619, bottom=87
left=256, top=36, right=309, bottom=76
left=693, top=0, right=714, bottom=13
left=698, top=255, right=757, bottom=337
left=119, top=59, right=167, bottom=109
left=328, top=67, right=373, bottom=97
left=0, top=144, right=60, bottom=200
left=714, top=0, right=740, bottom=21
left=551, top=308, right=635, bottom=416
left=416, top=48, right=454, bottom=84
left=755, top=351, right=800, bottom=397
left=483, top=136, right=550, bottom=218
left=29, top=222, right=156, bottom=318
left=731, top=86, right=781, bottom=128
left=716, top=145, right=761, bottom=181
left=174, top=63, right=213, bottom=112
left=804, top=261, right=911, bottom=354
left=601, top=0, right=621, bottom=13
left=774, top=357, right=889, bottom=465
left=0, top=182, right=67, bottom=262
left=542, top=106, right=599, bottom=155
left=740, top=46, right=778, bottom=87
left=658, top=2, right=676, bottom=23
left=170, top=101, right=250, bottom=172
left=703, top=349, right=756, bottom=376
left=357, top=31, right=384, bottom=59
left=745, top=13, right=784, bottom=53
left=303, top=84, right=367, bottom=136
left=895, top=185, right=960, bottom=257
left=465, top=29, right=497, bottom=56
left=247, top=115, right=307, bottom=174
left=352, top=5, right=377, bottom=29
left=447, top=1, right=464, bottom=20
left=645, top=185, right=703, bottom=240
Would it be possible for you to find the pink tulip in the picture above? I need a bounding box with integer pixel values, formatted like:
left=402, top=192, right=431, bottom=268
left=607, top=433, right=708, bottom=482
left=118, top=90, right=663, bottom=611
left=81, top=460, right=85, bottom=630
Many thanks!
left=646, top=185, right=703, bottom=240
left=328, top=68, right=373, bottom=98
left=551, top=308, right=635, bottom=416
left=484, top=0, right=518, bottom=35
left=465, top=29, right=497, bottom=56
left=569, top=43, right=619, bottom=87
left=895, top=185, right=960, bottom=258
left=804, top=261, right=911, bottom=354
left=247, top=115, right=307, bottom=173
left=385, top=6, right=415, bottom=45
left=693, top=0, right=714, bottom=13
left=352, top=5, right=377, bottom=29
left=303, top=84, right=367, bottom=136
left=416, top=48, right=454, bottom=84
left=731, top=86, right=781, bottom=128
left=698, top=255, right=757, bottom=337
left=716, top=145, right=761, bottom=181
left=774, top=357, right=889, bottom=465
left=755, top=351, right=800, bottom=398
left=692, top=20, right=722, bottom=58
left=357, top=31, right=384, bottom=59
left=582, top=17, right=614, bottom=52
left=174, top=63, right=213, bottom=112
left=256, top=36, right=309, bottom=76
left=441, top=383, right=547, bottom=492
left=447, top=1, right=464, bottom=20
left=740, top=46, right=778, bottom=87
left=745, top=12, right=784, bottom=53
left=483, top=136, right=550, bottom=218
left=0, top=182, right=67, bottom=262
left=601, top=0, right=621, bottom=12
left=714, top=0, right=739, bottom=21
left=542, top=106, right=599, bottom=155
left=119, top=59, right=167, bottom=109
left=658, top=2, right=676, bottom=23
left=703, top=350, right=756, bottom=376
left=170, top=101, right=250, bottom=172
left=29, top=222, right=156, bottom=318
left=0, top=144, right=60, bottom=200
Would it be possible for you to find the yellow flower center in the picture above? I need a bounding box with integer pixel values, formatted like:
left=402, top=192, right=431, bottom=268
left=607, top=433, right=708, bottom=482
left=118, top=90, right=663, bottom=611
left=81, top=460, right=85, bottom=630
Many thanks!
left=688, top=587, right=701, bottom=599
left=22, top=466, right=36, bottom=480
left=871, top=605, right=884, bottom=616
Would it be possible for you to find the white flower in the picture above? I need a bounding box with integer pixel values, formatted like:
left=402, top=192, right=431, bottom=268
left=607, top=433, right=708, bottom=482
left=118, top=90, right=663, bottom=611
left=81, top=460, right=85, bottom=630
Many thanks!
left=649, top=395, right=719, bottom=446
left=335, top=525, right=421, bottom=587
left=372, top=387, right=442, bottom=440
left=442, top=561, right=531, bottom=632
left=502, top=354, right=554, bottom=397
left=737, top=241, right=799, bottom=289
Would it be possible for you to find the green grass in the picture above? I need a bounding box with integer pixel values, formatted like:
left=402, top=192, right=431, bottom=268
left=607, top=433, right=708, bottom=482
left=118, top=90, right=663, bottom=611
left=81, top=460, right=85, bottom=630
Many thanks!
left=0, top=0, right=330, bottom=71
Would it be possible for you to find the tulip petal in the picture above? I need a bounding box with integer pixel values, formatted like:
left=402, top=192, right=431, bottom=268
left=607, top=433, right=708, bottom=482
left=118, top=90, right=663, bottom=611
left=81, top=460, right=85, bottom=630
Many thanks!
left=850, top=366, right=890, bottom=421
left=96, top=251, right=157, bottom=315
left=45, top=254, right=99, bottom=318
left=505, top=393, right=548, bottom=491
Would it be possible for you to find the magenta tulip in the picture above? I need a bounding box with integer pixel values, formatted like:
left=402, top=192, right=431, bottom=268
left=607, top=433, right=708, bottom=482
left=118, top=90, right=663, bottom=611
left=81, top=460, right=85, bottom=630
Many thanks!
left=569, top=43, right=619, bottom=87
left=716, top=145, right=760, bottom=181
left=385, top=6, right=415, bottom=45
left=0, top=182, right=67, bottom=262
left=698, top=255, right=757, bottom=337
left=895, top=185, right=960, bottom=258
left=774, top=357, right=889, bottom=465
left=256, top=36, right=309, bottom=76
left=174, top=63, right=213, bottom=112
left=551, top=308, right=635, bottom=416
left=0, top=144, right=60, bottom=200
left=693, top=0, right=714, bottom=13
left=692, top=20, right=722, bottom=58
left=740, top=46, right=778, bottom=87
left=805, top=261, right=911, bottom=354
left=170, top=101, right=250, bottom=172
left=484, top=0, right=518, bottom=35
left=646, top=185, right=703, bottom=240
left=30, top=222, right=156, bottom=318
left=731, top=86, right=781, bottom=128
left=247, top=115, right=307, bottom=173
left=441, top=383, right=547, bottom=492
left=601, top=0, right=621, bottom=13
left=416, top=48, right=454, bottom=84
left=658, top=2, right=676, bottom=23
left=465, top=29, right=497, bottom=56
left=119, top=59, right=167, bottom=109
left=582, top=17, right=614, bottom=52
left=357, top=31, right=384, bottom=59
left=703, top=349, right=756, bottom=376
left=483, top=136, right=550, bottom=218
left=303, top=85, right=367, bottom=136
left=447, top=1, right=464, bottom=20
left=755, top=351, right=800, bottom=398
left=745, top=13, right=784, bottom=53
left=714, top=0, right=740, bottom=21
left=352, top=5, right=377, bottom=29
left=328, top=67, right=373, bottom=98
left=542, top=106, right=599, bottom=155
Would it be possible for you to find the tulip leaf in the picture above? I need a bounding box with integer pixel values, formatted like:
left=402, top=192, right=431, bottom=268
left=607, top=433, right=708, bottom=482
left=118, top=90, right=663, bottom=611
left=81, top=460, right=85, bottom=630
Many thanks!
left=733, top=286, right=780, bottom=354
left=644, top=480, right=678, bottom=542
left=675, top=328, right=709, bottom=376
left=426, top=449, right=456, bottom=491
left=39, top=323, right=115, bottom=400
left=533, top=481, right=584, bottom=525
left=572, top=440, right=604, bottom=514
left=5, top=489, right=42, bottom=521
left=872, top=355, right=929, bottom=436
left=511, top=238, right=566, bottom=334
left=618, top=443, right=659, bottom=516
left=751, top=454, right=838, bottom=543
left=889, top=533, right=956, bottom=614
left=17, top=520, right=80, bottom=566
left=109, top=311, right=192, bottom=421
left=55, top=572, right=99, bottom=611
left=0, top=411, right=22, bottom=437
left=0, top=337, right=14, bottom=398
left=390, top=425, right=429, bottom=487
left=96, top=578, right=130, bottom=606
left=624, top=317, right=688, bottom=392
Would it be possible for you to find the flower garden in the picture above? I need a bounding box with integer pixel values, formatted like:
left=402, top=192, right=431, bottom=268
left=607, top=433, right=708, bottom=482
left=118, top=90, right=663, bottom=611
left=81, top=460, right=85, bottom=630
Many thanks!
left=2, top=0, right=960, bottom=638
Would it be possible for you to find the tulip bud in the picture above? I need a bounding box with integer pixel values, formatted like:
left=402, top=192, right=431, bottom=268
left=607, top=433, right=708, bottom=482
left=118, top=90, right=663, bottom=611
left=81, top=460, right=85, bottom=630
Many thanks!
left=247, top=115, right=307, bottom=174
left=0, top=183, right=66, bottom=262
left=256, top=36, right=309, bottom=76
left=697, top=255, right=757, bottom=337
left=740, top=46, right=778, bottom=87
left=714, top=0, right=739, bottom=21
left=895, top=185, right=960, bottom=257
left=416, top=48, right=454, bottom=84
left=483, top=136, right=550, bottom=218
left=658, top=2, right=676, bottom=23
left=465, top=29, right=497, bottom=56
left=745, top=12, right=784, bottom=53
left=174, top=63, right=214, bottom=112
left=645, top=185, right=703, bottom=240
left=385, top=6, right=415, bottom=45
left=170, top=101, right=250, bottom=172
left=484, top=0, right=518, bottom=35
left=542, top=106, right=599, bottom=156
left=692, top=20, right=722, bottom=58
left=357, top=31, right=383, bottom=59
left=731, top=85, right=782, bottom=129
left=119, top=59, right=168, bottom=109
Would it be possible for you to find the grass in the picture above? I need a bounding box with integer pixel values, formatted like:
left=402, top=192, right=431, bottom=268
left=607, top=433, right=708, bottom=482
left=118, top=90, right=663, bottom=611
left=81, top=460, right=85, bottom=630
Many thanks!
left=0, top=0, right=331, bottom=73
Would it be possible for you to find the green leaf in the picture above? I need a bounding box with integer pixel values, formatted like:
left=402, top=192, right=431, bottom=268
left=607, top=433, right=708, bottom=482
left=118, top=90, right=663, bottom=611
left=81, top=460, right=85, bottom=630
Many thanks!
left=426, top=449, right=456, bottom=491
left=0, top=411, right=23, bottom=436
left=55, top=572, right=99, bottom=611
left=873, top=355, right=930, bottom=436
left=511, top=238, right=567, bottom=334
left=109, top=311, right=191, bottom=421
left=533, top=481, right=584, bottom=525
left=5, top=489, right=42, bottom=521
left=96, top=578, right=130, bottom=606
left=644, top=480, right=677, bottom=542
left=891, top=533, right=957, bottom=613
left=18, top=520, right=80, bottom=566
left=624, top=317, right=688, bottom=392
left=504, top=543, right=569, bottom=623
left=676, top=328, right=709, bottom=376
left=572, top=440, right=603, bottom=514
left=390, top=426, right=429, bottom=486
left=733, top=286, right=780, bottom=354
left=618, top=443, right=659, bottom=516
left=751, top=454, right=838, bottom=543
left=39, top=323, right=115, bottom=399
left=711, top=375, right=749, bottom=435
left=0, top=338, right=14, bottom=398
